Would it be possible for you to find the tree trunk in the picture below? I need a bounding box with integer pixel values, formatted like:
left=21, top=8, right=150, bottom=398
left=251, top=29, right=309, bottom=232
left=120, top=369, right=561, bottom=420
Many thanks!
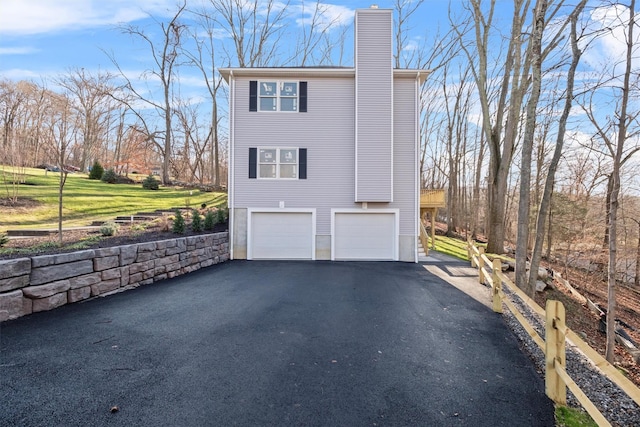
left=604, top=174, right=613, bottom=247
left=606, top=0, right=635, bottom=363
left=635, top=219, right=640, bottom=287
left=516, top=0, right=547, bottom=297
left=527, top=0, right=586, bottom=295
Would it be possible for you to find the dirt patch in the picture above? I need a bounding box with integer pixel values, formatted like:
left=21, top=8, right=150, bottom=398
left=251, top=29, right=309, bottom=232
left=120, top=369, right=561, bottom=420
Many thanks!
left=0, top=197, right=42, bottom=209
left=532, top=261, right=640, bottom=389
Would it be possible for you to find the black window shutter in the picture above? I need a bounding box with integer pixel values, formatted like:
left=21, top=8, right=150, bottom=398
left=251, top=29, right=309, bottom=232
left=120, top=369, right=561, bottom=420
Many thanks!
left=299, top=148, right=307, bottom=179
left=249, top=81, right=257, bottom=112
left=249, top=148, right=257, bottom=178
left=299, top=81, right=307, bottom=113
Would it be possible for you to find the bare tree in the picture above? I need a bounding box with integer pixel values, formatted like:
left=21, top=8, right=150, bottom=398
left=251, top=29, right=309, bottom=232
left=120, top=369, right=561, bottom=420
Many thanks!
left=42, top=89, right=77, bottom=245
left=209, top=0, right=290, bottom=67
left=394, top=0, right=425, bottom=68
left=515, top=0, right=547, bottom=295
left=184, top=9, right=227, bottom=187
left=107, top=2, right=187, bottom=184
left=452, top=0, right=533, bottom=254
left=526, top=0, right=588, bottom=296
left=289, top=0, right=347, bottom=66
left=55, top=68, right=116, bottom=171
left=603, top=0, right=638, bottom=362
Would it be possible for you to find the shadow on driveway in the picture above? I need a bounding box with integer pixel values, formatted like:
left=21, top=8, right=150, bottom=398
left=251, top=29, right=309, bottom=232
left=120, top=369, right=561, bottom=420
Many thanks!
left=0, top=261, right=554, bottom=426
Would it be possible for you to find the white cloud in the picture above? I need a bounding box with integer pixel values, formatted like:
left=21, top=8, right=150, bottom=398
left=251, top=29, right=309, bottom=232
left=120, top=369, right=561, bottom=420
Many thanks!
left=581, top=3, right=639, bottom=71
left=293, top=2, right=355, bottom=31
left=0, top=68, right=43, bottom=80
left=0, top=46, right=38, bottom=55
left=0, top=0, right=180, bottom=36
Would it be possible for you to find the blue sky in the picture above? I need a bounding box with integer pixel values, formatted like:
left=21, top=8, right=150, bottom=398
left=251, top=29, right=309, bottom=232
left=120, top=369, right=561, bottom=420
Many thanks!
left=0, top=0, right=455, bottom=83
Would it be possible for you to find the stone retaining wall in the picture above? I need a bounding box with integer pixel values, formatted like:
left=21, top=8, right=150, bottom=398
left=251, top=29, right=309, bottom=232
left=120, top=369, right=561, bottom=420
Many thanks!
left=0, top=232, right=229, bottom=321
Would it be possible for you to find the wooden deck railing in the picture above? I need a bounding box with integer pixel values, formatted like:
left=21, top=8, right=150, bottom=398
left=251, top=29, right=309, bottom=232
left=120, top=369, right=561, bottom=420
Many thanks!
left=467, top=240, right=640, bottom=427
left=420, top=189, right=446, bottom=208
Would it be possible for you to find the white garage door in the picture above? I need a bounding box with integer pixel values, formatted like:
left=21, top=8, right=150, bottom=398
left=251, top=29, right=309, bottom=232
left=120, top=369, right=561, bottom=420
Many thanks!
left=333, top=212, right=397, bottom=260
left=250, top=211, right=314, bottom=260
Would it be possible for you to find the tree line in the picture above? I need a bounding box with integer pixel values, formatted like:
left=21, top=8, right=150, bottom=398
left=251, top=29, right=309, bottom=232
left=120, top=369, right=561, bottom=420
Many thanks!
left=2, top=0, right=640, bottom=362
left=421, top=0, right=640, bottom=363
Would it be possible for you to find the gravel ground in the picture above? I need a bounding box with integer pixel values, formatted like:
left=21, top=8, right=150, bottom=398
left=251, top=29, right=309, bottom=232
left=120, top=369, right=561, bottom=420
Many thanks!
left=501, top=286, right=640, bottom=426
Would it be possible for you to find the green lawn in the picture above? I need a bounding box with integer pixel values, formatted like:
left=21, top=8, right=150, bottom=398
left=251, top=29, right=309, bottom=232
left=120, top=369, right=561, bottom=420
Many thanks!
left=429, top=234, right=470, bottom=261
left=1, top=167, right=227, bottom=231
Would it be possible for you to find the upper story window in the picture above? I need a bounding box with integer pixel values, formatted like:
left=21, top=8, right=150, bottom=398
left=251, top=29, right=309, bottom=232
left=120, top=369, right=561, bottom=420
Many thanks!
left=250, top=81, right=307, bottom=112
left=259, top=82, right=297, bottom=112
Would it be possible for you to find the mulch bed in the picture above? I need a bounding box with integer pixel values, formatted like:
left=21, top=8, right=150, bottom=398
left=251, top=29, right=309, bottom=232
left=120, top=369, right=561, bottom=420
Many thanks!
left=0, top=222, right=228, bottom=261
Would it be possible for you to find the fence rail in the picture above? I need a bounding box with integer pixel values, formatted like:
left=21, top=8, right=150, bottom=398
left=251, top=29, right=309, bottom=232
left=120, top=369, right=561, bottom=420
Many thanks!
left=467, top=240, right=640, bottom=426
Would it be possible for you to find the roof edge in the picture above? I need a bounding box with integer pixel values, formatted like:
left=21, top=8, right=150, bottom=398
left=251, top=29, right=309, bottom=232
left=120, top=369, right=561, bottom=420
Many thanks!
left=219, top=67, right=430, bottom=84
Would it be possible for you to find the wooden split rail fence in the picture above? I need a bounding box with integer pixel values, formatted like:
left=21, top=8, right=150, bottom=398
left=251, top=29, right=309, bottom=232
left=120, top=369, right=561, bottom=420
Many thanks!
left=467, top=240, right=640, bottom=427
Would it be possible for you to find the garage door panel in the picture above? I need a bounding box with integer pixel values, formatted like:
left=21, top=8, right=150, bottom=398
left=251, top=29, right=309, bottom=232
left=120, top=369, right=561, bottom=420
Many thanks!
left=251, top=212, right=313, bottom=260
left=334, top=212, right=396, bottom=260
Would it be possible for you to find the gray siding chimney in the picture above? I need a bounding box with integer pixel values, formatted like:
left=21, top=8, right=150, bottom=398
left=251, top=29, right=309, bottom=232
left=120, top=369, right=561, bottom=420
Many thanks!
left=355, top=8, right=393, bottom=203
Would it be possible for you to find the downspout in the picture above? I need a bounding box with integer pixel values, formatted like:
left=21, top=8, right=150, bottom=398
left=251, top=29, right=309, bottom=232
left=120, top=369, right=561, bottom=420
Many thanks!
left=415, top=72, right=421, bottom=263
left=229, top=70, right=235, bottom=260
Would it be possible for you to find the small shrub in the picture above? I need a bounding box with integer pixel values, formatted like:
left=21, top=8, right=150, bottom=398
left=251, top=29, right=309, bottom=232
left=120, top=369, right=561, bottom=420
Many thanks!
left=0, top=232, right=9, bottom=247
left=131, top=223, right=148, bottom=232
left=204, top=210, right=217, bottom=231
left=88, top=161, right=104, bottom=180
left=216, top=206, right=228, bottom=224
left=172, top=210, right=185, bottom=234
left=100, top=221, right=119, bottom=236
left=155, top=216, right=171, bottom=232
left=201, top=203, right=207, bottom=209
left=142, top=174, right=159, bottom=190
left=191, top=209, right=203, bottom=232
left=101, top=168, right=118, bottom=184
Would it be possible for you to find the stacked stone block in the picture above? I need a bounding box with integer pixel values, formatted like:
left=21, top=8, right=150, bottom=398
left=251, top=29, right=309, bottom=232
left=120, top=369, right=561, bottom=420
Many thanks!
left=0, top=232, right=229, bottom=321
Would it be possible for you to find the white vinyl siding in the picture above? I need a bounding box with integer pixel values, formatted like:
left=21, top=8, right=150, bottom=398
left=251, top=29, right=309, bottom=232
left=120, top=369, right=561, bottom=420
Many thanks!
left=249, top=210, right=314, bottom=259
left=393, top=77, right=419, bottom=235
left=233, top=77, right=355, bottom=234
left=231, top=74, right=418, bottom=237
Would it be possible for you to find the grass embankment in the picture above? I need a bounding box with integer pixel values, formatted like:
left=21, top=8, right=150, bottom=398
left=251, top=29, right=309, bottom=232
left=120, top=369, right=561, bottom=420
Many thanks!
left=428, top=234, right=470, bottom=261
left=0, top=167, right=227, bottom=231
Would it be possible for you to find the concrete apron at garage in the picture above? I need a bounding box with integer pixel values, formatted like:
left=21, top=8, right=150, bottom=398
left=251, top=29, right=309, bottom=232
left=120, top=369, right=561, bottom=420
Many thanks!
left=0, top=260, right=554, bottom=427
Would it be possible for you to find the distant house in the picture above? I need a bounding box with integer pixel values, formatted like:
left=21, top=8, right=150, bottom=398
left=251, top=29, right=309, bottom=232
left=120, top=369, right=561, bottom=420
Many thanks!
left=219, top=7, right=427, bottom=262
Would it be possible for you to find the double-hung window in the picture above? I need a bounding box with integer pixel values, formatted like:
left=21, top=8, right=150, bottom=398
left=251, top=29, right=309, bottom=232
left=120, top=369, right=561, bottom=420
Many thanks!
left=249, top=147, right=307, bottom=180
left=250, top=81, right=307, bottom=112
left=258, top=148, right=298, bottom=179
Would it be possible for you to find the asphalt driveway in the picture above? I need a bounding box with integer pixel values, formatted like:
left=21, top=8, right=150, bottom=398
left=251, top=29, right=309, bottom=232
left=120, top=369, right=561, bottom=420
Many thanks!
left=0, top=260, right=554, bottom=426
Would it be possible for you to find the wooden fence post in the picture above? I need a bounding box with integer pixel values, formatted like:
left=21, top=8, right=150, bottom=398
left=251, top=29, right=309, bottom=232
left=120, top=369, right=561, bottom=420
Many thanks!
left=492, top=259, right=502, bottom=313
left=546, top=300, right=567, bottom=405
left=478, top=247, right=485, bottom=284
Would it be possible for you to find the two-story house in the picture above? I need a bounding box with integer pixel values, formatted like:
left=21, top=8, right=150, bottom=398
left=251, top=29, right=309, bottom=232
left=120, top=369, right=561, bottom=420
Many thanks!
left=219, top=7, right=427, bottom=262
